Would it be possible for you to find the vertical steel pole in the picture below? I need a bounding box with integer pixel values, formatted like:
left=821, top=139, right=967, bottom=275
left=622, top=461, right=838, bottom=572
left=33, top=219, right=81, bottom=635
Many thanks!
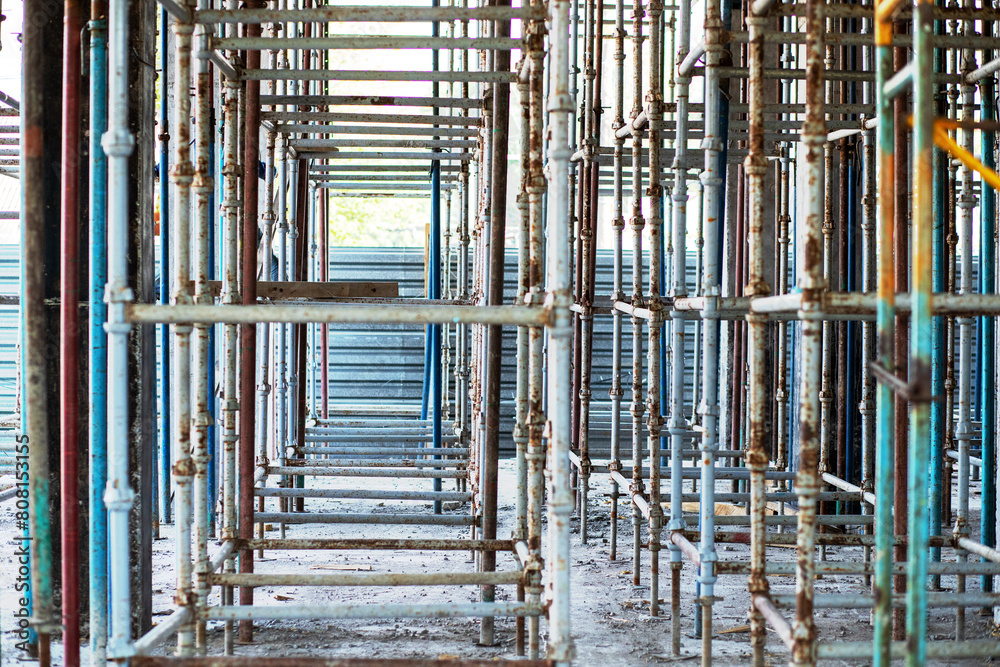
left=22, top=0, right=58, bottom=657
left=746, top=4, right=771, bottom=666
left=169, top=4, right=196, bottom=653
left=646, top=0, right=665, bottom=623
left=792, top=0, right=825, bottom=663
left=629, top=0, right=646, bottom=588
left=954, top=6, right=976, bottom=641
left=979, top=69, right=997, bottom=601
left=608, top=0, right=626, bottom=563
left=699, top=0, right=724, bottom=657
left=239, top=1, right=264, bottom=642
left=668, top=0, right=691, bottom=647
left=548, top=0, right=575, bottom=660
left=514, top=51, right=530, bottom=658
left=861, top=29, right=877, bottom=591
left=906, top=0, right=934, bottom=662
left=220, top=24, right=240, bottom=651
left=481, top=0, right=511, bottom=644
left=525, top=9, right=546, bottom=655
left=159, top=7, right=173, bottom=528
left=104, top=0, right=136, bottom=655
left=88, top=3, right=109, bottom=663
left=928, top=0, right=946, bottom=589
left=873, top=0, right=895, bottom=661
left=192, top=6, right=215, bottom=648
left=59, top=0, right=83, bottom=663
left=578, top=0, right=597, bottom=546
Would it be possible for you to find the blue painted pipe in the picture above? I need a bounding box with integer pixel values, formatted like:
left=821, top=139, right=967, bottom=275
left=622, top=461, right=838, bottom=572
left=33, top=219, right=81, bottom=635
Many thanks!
left=158, top=7, right=171, bottom=525
left=88, top=14, right=109, bottom=664
left=694, top=48, right=732, bottom=637
left=430, top=160, right=442, bottom=512
left=979, top=72, right=996, bottom=596
left=420, top=335, right=431, bottom=420
left=929, top=9, right=947, bottom=580
left=429, top=0, right=443, bottom=514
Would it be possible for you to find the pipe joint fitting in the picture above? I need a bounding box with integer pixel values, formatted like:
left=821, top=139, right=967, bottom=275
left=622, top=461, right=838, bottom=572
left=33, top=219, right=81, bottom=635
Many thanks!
left=102, top=128, right=136, bottom=158
left=103, top=483, right=136, bottom=513
left=746, top=448, right=770, bottom=469
left=173, top=457, right=196, bottom=478
left=170, top=160, right=196, bottom=184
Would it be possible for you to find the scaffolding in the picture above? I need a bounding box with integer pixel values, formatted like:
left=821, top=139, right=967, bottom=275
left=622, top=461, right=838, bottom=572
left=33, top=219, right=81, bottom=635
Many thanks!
left=13, top=0, right=1000, bottom=664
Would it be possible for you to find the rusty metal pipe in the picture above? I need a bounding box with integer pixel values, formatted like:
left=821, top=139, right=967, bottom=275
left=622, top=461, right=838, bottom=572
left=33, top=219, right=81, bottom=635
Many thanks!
left=59, top=0, right=83, bottom=662
left=791, top=0, right=826, bottom=662
left=745, top=3, right=772, bottom=664
left=238, top=0, right=265, bottom=645
left=191, top=1, right=215, bottom=647
left=669, top=0, right=694, bottom=642
left=480, top=1, right=511, bottom=645
left=170, top=4, right=197, bottom=654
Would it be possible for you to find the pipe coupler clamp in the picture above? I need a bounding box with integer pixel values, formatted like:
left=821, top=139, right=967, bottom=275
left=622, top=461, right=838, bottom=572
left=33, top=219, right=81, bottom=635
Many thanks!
left=104, top=482, right=136, bottom=513
left=102, top=128, right=135, bottom=159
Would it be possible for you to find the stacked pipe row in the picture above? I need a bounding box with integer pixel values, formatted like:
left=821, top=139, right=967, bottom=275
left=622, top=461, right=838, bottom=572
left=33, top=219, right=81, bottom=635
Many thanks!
left=564, top=0, right=1000, bottom=664
left=20, top=0, right=582, bottom=664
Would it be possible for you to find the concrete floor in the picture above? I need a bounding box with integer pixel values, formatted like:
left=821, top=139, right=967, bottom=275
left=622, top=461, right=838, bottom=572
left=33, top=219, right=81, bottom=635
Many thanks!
left=1, top=460, right=996, bottom=665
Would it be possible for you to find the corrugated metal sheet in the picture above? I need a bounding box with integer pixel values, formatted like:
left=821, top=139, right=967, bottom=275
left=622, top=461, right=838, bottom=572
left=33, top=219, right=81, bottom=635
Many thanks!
left=0, top=244, right=702, bottom=467
left=320, top=246, right=699, bottom=454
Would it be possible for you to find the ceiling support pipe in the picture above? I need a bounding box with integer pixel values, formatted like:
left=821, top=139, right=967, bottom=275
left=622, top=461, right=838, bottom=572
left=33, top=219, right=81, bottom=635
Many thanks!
left=790, top=0, right=826, bottom=664
left=872, top=0, right=897, bottom=661
left=239, top=0, right=264, bottom=644
left=169, top=1, right=196, bottom=654
left=546, top=0, right=575, bottom=660
left=158, top=7, right=173, bottom=529
left=745, top=0, right=772, bottom=664
left=668, top=0, right=693, bottom=648
left=104, top=0, right=136, bottom=656
left=191, top=0, right=216, bottom=648
left=905, top=0, right=936, bottom=661
left=87, top=1, right=109, bottom=663
left=480, top=0, right=511, bottom=647
left=428, top=0, right=443, bottom=517
left=977, top=49, right=997, bottom=607
left=60, top=0, right=83, bottom=663
left=22, top=0, right=62, bottom=658
left=523, top=8, right=546, bottom=657
left=890, top=9, right=910, bottom=643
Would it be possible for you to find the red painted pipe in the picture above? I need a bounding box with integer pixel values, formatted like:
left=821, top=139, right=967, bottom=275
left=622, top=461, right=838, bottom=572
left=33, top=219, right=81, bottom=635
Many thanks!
left=239, top=2, right=263, bottom=643
left=60, top=0, right=82, bottom=663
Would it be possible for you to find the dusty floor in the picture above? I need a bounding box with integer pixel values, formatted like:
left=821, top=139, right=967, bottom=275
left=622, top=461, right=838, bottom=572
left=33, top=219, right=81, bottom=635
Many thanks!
left=1, top=460, right=998, bottom=665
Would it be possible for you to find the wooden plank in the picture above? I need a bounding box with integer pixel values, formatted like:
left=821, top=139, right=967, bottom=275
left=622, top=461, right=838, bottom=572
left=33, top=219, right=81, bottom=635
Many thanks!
left=206, top=280, right=399, bottom=300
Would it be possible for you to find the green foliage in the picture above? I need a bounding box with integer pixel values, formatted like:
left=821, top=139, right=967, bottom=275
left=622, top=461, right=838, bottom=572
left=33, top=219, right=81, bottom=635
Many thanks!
left=327, top=196, right=430, bottom=248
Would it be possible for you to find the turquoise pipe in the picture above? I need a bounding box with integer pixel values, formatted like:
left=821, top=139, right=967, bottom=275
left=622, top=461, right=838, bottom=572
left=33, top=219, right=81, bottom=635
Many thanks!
left=979, top=71, right=996, bottom=597
left=872, top=11, right=896, bottom=665
left=88, top=13, right=110, bottom=665
left=906, top=0, right=934, bottom=662
left=929, top=1, right=947, bottom=586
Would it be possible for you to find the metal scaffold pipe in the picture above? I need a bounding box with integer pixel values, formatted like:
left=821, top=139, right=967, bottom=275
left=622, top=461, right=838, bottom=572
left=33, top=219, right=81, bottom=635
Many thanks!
left=29, top=0, right=1000, bottom=663
left=104, top=0, right=136, bottom=656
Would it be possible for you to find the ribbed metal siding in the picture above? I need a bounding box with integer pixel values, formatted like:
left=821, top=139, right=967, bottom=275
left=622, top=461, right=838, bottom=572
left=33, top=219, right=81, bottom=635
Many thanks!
left=321, top=247, right=699, bottom=454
